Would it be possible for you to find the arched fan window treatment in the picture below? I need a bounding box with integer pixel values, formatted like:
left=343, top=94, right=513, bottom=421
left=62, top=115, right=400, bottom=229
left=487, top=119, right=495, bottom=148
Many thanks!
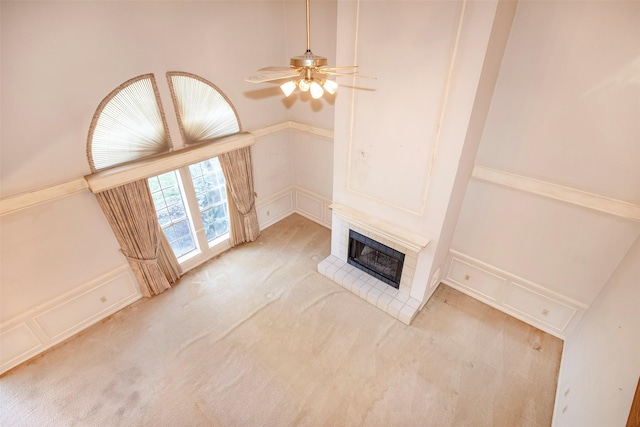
left=87, top=74, right=172, bottom=173
left=167, top=71, right=242, bottom=144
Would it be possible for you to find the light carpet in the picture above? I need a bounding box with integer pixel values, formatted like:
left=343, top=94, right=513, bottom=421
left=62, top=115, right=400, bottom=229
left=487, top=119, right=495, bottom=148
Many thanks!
left=0, top=214, right=562, bottom=426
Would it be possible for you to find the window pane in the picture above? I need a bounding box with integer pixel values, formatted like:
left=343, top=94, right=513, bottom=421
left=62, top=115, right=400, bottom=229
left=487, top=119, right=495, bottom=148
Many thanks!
left=168, top=203, right=186, bottom=222
left=148, top=170, right=197, bottom=258
left=151, top=191, right=167, bottom=210
left=189, top=156, right=230, bottom=242
left=210, top=188, right=221, bottom=204
left=202, top=159, right=217, bottom=172
left=192, top=176, right=206, bottom=194
left=163, top=187, right=181, bottom=206
left=178, top=234, right=195, bottom=254
left=213, top=204, right=229, bottom=236
left=156, top=208, right=171, bottom=227
left=173, top=219, right=191, bottom=241
left=163, top=224, right=177, bottom=242
left=188, top=162, right=202, bottom=176
left=158, top=172, right=176, bottom=188
left=148, top=177, right=161, bottom=192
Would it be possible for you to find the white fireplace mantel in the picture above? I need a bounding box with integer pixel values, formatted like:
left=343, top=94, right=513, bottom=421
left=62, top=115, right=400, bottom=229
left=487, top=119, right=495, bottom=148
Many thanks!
left=330, top=203, right=430, bottom=253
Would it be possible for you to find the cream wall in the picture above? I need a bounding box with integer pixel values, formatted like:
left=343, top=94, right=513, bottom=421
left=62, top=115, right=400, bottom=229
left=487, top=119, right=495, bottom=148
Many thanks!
left=447, top=0, right=640, bottom=337
left=0, top=1, right=336, bottom=373
left=553, top=235, right=640, bottom=427
left=1, top=1, right=293, bottom=197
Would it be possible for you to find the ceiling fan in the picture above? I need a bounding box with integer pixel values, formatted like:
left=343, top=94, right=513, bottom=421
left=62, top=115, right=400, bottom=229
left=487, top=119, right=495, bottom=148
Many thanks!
left=243, top=0, right=373, bottom=99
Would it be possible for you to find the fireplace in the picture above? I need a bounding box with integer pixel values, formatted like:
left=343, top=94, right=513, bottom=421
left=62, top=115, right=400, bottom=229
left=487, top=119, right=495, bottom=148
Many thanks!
left=317, top=205, right=429, bottom=325
left=348, top=230, right=404, bottom=289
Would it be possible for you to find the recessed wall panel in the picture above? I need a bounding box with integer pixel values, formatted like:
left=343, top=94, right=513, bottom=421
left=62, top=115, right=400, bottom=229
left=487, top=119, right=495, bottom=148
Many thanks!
left=503, top=282, right=577, bottom=331
left=0, top=324, right=42, bottom=370
left=346, top=1, right=463, bottom=214
left=35, top=273, right=138, bottom=339
left=447, top=257, right=506, bottom=301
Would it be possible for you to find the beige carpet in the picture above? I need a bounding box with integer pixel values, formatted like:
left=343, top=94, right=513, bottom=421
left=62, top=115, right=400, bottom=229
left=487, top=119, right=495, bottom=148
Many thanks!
left=0, top=214, right=562, bottom=426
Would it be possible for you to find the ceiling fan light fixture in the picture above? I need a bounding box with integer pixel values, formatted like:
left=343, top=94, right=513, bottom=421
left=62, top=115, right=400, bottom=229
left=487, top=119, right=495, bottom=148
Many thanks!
left=280, top=80, right=297, bottom=97
left=322, top=79, right=338, bottom=95
left=310, top=81, right=324, bottom=99
left=298, top=79, right=311, bottom=92
left=244, top=0, right=372, bottom=101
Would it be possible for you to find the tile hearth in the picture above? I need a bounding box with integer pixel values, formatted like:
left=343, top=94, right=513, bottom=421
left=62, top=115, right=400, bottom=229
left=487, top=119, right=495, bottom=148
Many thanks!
left=317, top=255, right=421, bottom=325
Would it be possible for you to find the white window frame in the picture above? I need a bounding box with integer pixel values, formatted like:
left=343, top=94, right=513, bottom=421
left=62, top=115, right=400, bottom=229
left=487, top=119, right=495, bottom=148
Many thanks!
left=174, top=162, right=231, bottom=272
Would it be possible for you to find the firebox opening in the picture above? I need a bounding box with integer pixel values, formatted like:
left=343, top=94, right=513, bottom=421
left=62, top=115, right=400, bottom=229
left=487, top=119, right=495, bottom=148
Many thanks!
left=347, top=230, right=405, bottom=289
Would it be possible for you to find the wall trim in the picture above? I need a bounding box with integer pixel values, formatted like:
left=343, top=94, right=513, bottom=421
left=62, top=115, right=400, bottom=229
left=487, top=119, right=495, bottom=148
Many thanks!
left=0, top=178, right=88, bottom=216
left=473, top=165, right=640, bottom=222
left=288, top=121, right=334, bottom=139
left=0, top=121, right=332, bottom=216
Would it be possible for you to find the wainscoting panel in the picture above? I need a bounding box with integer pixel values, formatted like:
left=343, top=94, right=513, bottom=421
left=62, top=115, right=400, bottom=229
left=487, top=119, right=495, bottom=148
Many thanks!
left=295, top=189, right=332, bottom=229
left=447, top=257, right=506, bottom=301
left=256, top=189, right=294, bottom=231
left=34, top=270, right=140, bottom=340
left=443, top=250, right=586, bottom=339
left=0, top=323, right=43, bottom=372
left=0, top=265, right=141, bottom=374
left=503, top=282, right=577, bottom=332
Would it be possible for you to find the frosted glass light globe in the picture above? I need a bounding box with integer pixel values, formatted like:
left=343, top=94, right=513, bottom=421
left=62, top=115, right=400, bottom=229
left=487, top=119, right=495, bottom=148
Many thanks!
left=280, top=81, right=297, bottom=97
left=310, top=81, right=324, bottom=99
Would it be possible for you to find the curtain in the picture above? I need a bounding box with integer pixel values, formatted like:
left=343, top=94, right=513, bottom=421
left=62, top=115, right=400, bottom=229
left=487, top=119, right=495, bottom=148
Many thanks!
left=219, top=146, right=260, bottom=246
left=95, top=179, right=181, bottom=297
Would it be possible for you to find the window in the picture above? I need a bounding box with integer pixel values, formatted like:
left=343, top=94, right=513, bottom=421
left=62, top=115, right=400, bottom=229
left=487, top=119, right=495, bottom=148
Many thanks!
left=148, top=156, right=230, bottom=263
left=87, top=71, right=243, bottom=269
left=148, top=170, right=196, bottom=258
left=189, top=158, right=229, bottom=241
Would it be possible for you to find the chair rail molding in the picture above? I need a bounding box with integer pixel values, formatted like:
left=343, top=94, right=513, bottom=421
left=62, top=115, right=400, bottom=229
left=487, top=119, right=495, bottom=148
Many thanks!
left=472, top=165, right=640, bottom=222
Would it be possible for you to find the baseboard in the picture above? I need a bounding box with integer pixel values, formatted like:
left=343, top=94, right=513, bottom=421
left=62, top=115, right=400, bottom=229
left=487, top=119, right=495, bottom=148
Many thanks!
left=443, top=250, right=587, bottom=339
left=0, top=265, right=141, bottom=375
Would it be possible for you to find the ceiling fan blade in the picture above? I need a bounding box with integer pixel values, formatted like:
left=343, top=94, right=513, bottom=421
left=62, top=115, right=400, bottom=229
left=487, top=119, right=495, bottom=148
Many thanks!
left=318, top=66, right=359, bottom=71
left=317, top=70, right=377, bottom=79
left=258, top=66, right=300, bottom=72
left=244, top=69, right=301, bottom=83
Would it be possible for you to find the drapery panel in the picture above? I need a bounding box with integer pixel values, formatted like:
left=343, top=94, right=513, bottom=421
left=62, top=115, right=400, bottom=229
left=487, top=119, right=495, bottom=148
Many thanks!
left=219, top=146, right=260, bottom=246
left=95, top=179, right=181, bottom=297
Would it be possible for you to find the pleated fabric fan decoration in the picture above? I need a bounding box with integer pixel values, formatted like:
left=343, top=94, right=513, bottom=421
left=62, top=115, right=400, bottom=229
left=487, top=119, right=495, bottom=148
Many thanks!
left=87, top=74, right=172, bottom=172
left=167, top=72, right=241, bottom=145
